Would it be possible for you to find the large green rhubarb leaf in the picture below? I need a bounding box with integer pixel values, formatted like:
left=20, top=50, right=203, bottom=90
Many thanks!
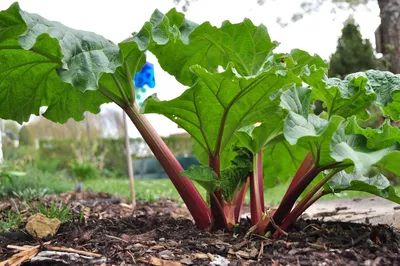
left=280, top=86, right=400, bottom=171
left=330, top=124, right=396, bottom=175
left=324, top=171, right=400, bottom=204
left=132, top=9, right=277, bottom=85
left=345, top=116, right=400, bottom=150
left=18, top=7, right=121, bottom=91
left=301, top=66, right=376, bottom=119
left=280, top=86, right=344, bottom=164
left=0, top=3, right=26, bottom=41
left=375, top=151, right=400, bottom=176
left=360, top=70, right=400, bottom=121
left=143, top=64, right=300, bottom=156
left=265, top=49, right=327, bottom=76
left=301, top=69, right=400, bottom=121
left=0, top=3, right=125, bottom=123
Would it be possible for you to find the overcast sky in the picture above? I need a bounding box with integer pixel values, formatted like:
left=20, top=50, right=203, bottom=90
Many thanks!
left=0, top=0, right=381, bottom=137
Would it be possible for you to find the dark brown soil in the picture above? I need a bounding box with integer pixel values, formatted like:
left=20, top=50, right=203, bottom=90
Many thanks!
left=1, top=192, right=400, bottom=265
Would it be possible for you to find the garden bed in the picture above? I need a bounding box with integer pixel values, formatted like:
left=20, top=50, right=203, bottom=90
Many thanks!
left=1, top=192, right=399, bottom=265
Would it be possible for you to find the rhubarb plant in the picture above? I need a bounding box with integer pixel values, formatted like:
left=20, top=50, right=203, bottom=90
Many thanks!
left=1, top=3, right=400, bottom=235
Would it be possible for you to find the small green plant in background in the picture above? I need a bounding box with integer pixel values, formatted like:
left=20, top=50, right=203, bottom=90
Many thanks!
left=0, top=210, right=23, bottom=232
left=0, top=202, right=81, bottom=233
left=0, top=163, right=73, bottom=200
left=12, top=187, right=49, bottom=201
left=32, top=201, right=78, bottom=223
left=0, top=164, right=26, bottom=180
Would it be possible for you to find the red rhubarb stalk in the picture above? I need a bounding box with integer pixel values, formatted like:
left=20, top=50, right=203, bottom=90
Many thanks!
left=250, top=150, right=265, bottom=231
left=274, top=169, right=341, bottom=237
left=273, top=191, right=325, bottom=237
left=233, top=177, right=249, bottom=223
left=223, top=202, right=236, bottom=228
left=281, top=151, right=314, bottom=202
left=209, top=155, right=228, bottom=229
left=269, top=162, right=341, bottom=233
left=124, top=104, right=212, bottom=229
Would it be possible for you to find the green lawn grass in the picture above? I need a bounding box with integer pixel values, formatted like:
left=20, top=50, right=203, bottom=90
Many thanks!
left=82, top=177, right=398, bottom=205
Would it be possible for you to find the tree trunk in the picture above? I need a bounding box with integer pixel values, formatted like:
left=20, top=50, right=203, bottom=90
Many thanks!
left=377, top=0, right=400, bottom=73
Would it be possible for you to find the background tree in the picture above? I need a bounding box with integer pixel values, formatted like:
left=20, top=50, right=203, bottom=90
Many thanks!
left=329, top=18, right=377, bottom=78
left=289, top=0, right=400, bottom=74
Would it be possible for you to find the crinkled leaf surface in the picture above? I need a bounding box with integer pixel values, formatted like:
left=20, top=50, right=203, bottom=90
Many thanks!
left=18, top=7, right=121, bottom=91
left=0, top=34, right=110, bottom=123
left=302, top=69, right=400, bottom=121
left=325, top=171, right=400, bottom=204
left=280, top=86, right=344, bottom=164
left=288, top=49, right=327, bottom=75
left=330, top=124, right=396, bottom=175
left=0, top=3, right=125, bottom=123
left=280, top=86, right=400, bottom=172
left=345, top=116, right=400, bottom=150
left=143, top=65, right=300, bottom=156
left=181, top=165, right=220, bottom=194
left=266, top=49, right=327, bottom=76
left=360, top=70, right=400, bottom=121
left=133, top=9, right=277, bottom=85
left=220, top=146, right=253, bottom=201
left=301, top=66, right=376, bottom=119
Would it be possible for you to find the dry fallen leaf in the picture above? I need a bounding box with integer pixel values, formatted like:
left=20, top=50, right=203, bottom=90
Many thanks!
left=193, top=253, right=209, bottom=259
left=236, top=250, right=251, bottom=259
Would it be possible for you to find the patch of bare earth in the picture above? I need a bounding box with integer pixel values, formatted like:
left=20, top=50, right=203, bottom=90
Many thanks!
left=1, top=192, right=399, bottom=265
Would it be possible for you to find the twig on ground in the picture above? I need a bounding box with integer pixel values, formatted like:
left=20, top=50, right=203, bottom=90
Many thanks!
left=1, top=245, right=40, bottom=266
left=342, top=232, right=370, bottom=249
left=45, top=245, right=103, bottom=258
left=258, top=241, right=264, bottom=258
left=105, top=234, right=129, bottom=243
left=264, top=209, right=288, bottom=236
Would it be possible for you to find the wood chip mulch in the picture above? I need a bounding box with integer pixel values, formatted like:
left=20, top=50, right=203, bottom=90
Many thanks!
left=0, top=192, right=399, bottom=265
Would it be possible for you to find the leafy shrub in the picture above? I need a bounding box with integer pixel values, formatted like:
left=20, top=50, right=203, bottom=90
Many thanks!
left=35, top=158, right=60, bottom=173
left=0, top=210, right=23, bottom=232
left=70, top=161, right=100, bottom=181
